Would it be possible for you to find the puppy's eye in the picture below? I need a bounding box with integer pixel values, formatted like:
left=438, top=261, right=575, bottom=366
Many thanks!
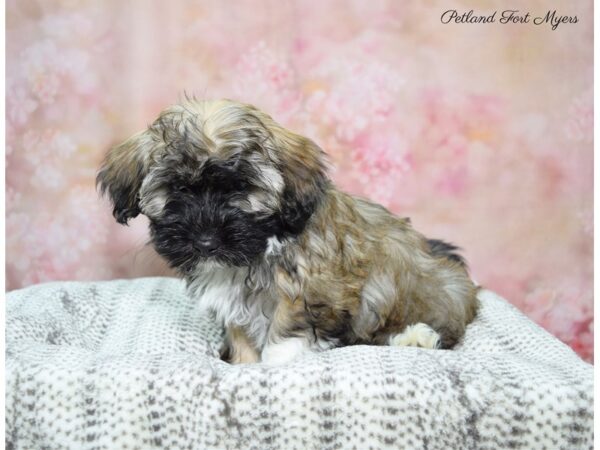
left=178, top=186, right=191, bottom=194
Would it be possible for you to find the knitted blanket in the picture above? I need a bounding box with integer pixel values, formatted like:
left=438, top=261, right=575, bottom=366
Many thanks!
left=6, top=277, right=593, bottom=450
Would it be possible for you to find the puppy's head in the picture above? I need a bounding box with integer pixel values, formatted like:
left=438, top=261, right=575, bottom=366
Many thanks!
left=97, top=99, right=328, bottom=272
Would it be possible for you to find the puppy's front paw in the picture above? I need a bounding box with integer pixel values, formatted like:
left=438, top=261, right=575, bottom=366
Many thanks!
left=389, top=323, right=441, bottom=349
left=261, top=337, right=309, bottom=366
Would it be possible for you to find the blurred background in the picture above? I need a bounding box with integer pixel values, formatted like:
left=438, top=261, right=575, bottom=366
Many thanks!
left=6, top=0, right=593, bottom=361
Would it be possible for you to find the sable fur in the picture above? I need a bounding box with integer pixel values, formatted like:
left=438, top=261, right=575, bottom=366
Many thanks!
left=97, top=98, right=479, bottom=364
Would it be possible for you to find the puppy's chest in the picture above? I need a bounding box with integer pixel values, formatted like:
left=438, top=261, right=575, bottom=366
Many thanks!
left=187, top=265, right=276, bottom=346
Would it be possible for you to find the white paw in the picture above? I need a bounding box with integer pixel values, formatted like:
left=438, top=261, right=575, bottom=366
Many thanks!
left=389, top=323, right=441, bottom=349
left=261, top=337, right=310, bottom=365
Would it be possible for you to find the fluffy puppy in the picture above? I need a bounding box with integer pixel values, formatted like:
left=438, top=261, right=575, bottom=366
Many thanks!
left=97, top=99, right=479, bottom=365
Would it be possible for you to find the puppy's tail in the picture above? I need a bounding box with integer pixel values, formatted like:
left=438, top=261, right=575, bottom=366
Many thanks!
left=426, top=239, right=467, bottom=267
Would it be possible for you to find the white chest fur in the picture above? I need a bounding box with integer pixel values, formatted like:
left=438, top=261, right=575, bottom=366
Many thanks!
left=186, top=263, right=275, bottom=348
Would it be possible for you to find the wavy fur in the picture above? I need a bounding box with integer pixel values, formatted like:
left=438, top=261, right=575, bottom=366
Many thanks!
left=98, top=98, right=479, bottom=364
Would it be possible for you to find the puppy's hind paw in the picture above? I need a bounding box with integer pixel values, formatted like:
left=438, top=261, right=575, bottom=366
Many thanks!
left=389, top=323, right=441, bottom=349
left=261, top=337, right=309, bottom=366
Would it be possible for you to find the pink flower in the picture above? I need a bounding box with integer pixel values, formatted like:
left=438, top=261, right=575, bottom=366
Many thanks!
left=7, top=86, right=38, bottom=126
left=306, top=58, right=403, bottom=141
left=524, top=285, right=593, bottom=361
left=232, top=42, right=302, bottom=121
left=22, top=129, right=76, bottom=165
left=20, top=40, right=63, bottom=103
left=350, top=133, right=412, bottom=206
left=40, top=12, right=95, bottom=42
left=435, top=166, right=469, bottom=196
left=569, top=320, right=593, bottom=361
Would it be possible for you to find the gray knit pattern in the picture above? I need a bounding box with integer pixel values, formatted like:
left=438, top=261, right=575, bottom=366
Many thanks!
left=6, top=277, right=593, bottom=450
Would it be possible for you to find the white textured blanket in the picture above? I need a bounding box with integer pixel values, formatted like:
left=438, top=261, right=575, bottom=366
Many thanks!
left=6, top=277, right=593, bottom=450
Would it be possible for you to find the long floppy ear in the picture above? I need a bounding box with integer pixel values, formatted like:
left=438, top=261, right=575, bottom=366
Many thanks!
left=96, top=130, right=158, bottom=225
left=270, top=127, right=330, bottom=235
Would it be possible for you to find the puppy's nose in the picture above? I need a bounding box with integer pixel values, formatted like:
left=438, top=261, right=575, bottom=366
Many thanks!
left=195, top=236, right=219, bottom=253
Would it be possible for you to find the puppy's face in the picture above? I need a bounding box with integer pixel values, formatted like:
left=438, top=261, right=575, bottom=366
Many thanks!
left=143, top=136, right=283, bottom=271
left=97, top=99, right=328, bottom=274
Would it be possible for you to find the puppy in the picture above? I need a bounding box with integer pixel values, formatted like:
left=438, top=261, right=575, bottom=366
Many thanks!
left=97, top=99, right=479, bottom=365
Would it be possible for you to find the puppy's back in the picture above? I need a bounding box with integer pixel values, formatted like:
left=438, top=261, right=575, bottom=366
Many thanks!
left=303, top=189, right=479, bottom=348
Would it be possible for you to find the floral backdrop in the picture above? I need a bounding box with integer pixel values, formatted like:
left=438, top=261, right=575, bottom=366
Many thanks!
left=6, top=0, right=593, bottom=361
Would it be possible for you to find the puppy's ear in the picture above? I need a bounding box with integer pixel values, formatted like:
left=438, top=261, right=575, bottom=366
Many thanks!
left=271, top=128, right=329, bottom=234
left=96, top=130, right=158, bottom=225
